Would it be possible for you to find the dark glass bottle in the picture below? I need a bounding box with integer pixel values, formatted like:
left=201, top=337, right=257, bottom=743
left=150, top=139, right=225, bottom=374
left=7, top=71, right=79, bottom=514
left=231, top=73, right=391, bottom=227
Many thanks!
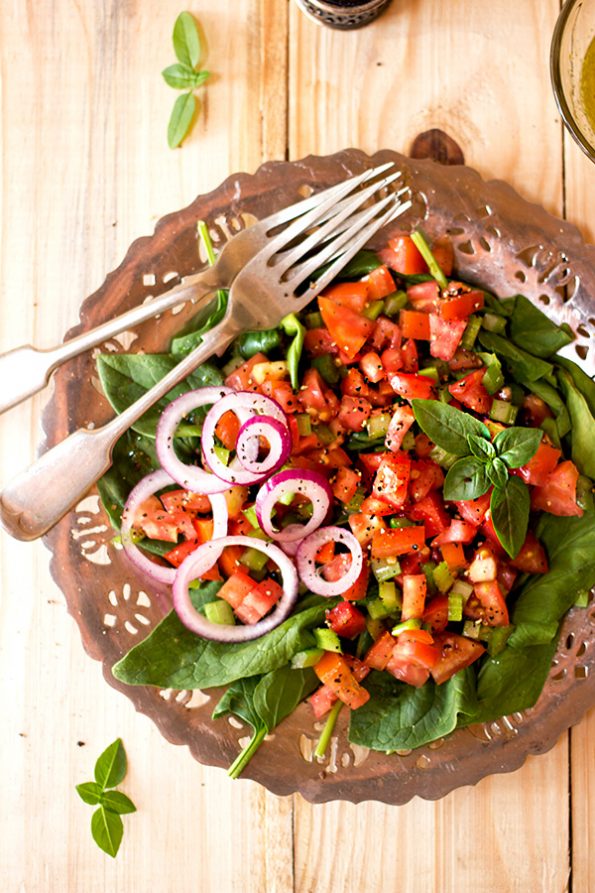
left=294, top=0, right=392, bottom=30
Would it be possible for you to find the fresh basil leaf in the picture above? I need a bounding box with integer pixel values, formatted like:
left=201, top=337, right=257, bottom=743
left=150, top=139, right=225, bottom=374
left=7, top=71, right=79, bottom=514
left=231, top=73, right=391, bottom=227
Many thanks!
left=94, top=738, right=127, bottom=790
left=486, top=457, right=508, bottom=489
left=478, top=331, right=553, bottom=382
left=172, top=11, right=201, bottom=69
left=493, top=426, right=543, bottom=469
left=348, top=668, right=478, bottom=751
left=467, top=434, right=495, bottom=460
left=161, top=63, right=201, bottom=89
left=101, top=791, right=137, bottom=815
left=236, top=328, right=281, bottom=360
left=509, top=295, right=574, bottom=357
left=412, top=399, right=490, bottom=456
left=91, top=807, right=123, bottom=858
left=112, top=600, right=335, bottom=689
left=555, top=355, right=595, bottom=417
left=76, top=782, right=104, bottom=806
left=167, top=91, right=197, bottom=149
left=280, top=313, right=305, bottom=390
left=443, top=457, right=491, bottom=501
left=490, top=477, right=530, bottom=558
left=557, top=369, right=595, bottom=478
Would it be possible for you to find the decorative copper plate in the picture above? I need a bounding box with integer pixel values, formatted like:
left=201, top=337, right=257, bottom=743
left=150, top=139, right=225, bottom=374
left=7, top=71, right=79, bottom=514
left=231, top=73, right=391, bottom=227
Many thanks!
left=42, top=149, right=595, bottom=804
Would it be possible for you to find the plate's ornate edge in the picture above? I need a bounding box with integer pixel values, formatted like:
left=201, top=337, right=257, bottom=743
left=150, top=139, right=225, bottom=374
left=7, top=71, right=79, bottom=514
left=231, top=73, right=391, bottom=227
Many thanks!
left=39, top=147, right=595, bottom=805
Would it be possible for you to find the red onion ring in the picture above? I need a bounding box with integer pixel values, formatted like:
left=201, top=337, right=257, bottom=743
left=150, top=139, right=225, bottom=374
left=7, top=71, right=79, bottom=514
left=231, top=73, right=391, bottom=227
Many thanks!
left=172, top=535, right=299, bottom=642
left=236, top=415, right=291, bottom=477
left=255, top=468, right=332, bottom=543
left=121, top=469, right=228, bottom=585
left=296, top=526, right=363, bottom=597
left=156, top=386, right=234, bottom=493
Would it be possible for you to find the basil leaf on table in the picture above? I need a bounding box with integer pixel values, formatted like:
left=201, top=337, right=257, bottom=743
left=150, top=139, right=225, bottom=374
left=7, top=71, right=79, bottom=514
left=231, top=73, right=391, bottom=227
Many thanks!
left=492, top=426, right=543, bottom=469
left=280, top=313, right=306, bottom=389
left=467, top=433, right=496, bottom=461
left=478, top=331, right=553, bottom=382
left=167, top=91, right=197, bottom=149
left=91, top=807, right=124, bottom=859
left=100, top=791, right=137, bottom=815
left=490, top=476, right=530, bottom=558
left=76, top=782, right=104, bottom=806
left=94, top=738, right=127, bottom=789
left=412, top=399, right=490, bottom=456
left=486, top=456, right=508, bottom=490
left=557, top=368, right=595, bottom=478
left=443, top=456, right=491, bottom=501
left=162, top=63, right=209, bottom=90
left=172, top=10, right=202, bottom=68
left=509, top=295, right=574, bottom=357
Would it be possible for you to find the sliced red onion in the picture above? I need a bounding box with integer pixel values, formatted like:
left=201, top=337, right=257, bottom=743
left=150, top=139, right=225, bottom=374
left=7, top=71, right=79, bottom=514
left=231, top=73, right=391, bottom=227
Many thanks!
left=201, top=391, right=289, bottom=485
left=172, top=535, right=299, bottom=642
left=296, top=526, right=363, bottom=597
left=156, top=386, right=234, bottom=493
left=120, top=469, right=228, bottom=585
left=236, top=415, right=291, bottom=476
left=255, top=468, right=332, bottom=543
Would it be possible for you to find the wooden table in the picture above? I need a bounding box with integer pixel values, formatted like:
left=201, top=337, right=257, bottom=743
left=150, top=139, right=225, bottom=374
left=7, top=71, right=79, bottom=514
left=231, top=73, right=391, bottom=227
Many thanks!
left=1, top=2, right=593, bottom=890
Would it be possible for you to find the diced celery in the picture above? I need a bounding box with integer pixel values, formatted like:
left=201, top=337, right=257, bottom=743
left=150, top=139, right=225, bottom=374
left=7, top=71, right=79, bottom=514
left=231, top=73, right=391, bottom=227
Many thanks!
left=345, top=486, right=366, bottom=513
left=421, top=561, right=437, bottom=595
left=363, top=299, right=385, bottom=321
left=447, top=592, right=464, bottom=621
left=479, top=353, right=504, bottom=394
left=461, top=315, right=481, bottom=349
left=251, top=360, right=288, bottom=385
left=204, top=599, right=236, bottom=626
left=305, top=311, right=323, bottom=329
left=418, top=366, right=439, bottom=383
left=379, top=581, right=401, bottom=612
left=392, top=618, right=422, bottom=636
left=450, top=579, right=474, bottom=601
left=356, top=630, right=374, bottom=659
left=366, top=412, right=391, bottom=439
left=365, top=617, right=386, bottom=640
left=401, top=431, right=416, bottom=451
left=291, top=648, right=325, bottom=669
left=384, top=290, right=408, bottom=316
left=295, top=413, right=312, bottom=436
left=314, top=627, right=342, bottom=653
left=213, top=443, right=230, bottom=466
left=277, top=488, right=296, bottom=506
left=389, top=517, right=416, bottom=529
left=221, top=355, right=244, bottom=377
left=438, top=386, right=452, bottom=404
left=489, top=399, right=519, bottom=424
left=433, top=561, right=455, bottom=594
left=313, top=423, right=335, bottom=445
left=481, top=312, right=507, bottom=334
left=429, top=445, right=459, bottom=469
left=367, top=598, right=393, bottom=620
left=242, top=505, right=260, bottom=529
left=312, top=354, right=340, bottom=385
left=371, top=556, right=401, bottom=582
left=240, top=546, right=269, bottom=572
left=463, top=620, right=482, bottom=640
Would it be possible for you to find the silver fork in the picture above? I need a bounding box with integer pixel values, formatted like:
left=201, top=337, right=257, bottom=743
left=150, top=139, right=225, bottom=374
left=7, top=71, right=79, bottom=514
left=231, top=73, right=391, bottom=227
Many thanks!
left=0, top=163, right=396, bottom=415
left=0, top=179, right=411, bottom=541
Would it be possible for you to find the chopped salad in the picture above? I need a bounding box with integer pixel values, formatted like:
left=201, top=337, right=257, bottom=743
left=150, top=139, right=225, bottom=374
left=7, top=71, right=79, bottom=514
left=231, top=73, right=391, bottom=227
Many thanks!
left=98, top=222, right=595, bottom=777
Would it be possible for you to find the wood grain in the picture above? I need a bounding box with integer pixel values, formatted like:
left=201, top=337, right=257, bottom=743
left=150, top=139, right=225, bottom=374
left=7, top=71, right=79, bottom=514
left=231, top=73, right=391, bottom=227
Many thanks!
left=0, top=1, right=590, bottom=891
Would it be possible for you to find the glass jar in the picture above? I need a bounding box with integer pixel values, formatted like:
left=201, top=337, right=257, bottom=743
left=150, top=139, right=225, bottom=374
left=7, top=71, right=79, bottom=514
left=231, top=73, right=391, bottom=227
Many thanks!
left=294, top=0, right=393, bottom=30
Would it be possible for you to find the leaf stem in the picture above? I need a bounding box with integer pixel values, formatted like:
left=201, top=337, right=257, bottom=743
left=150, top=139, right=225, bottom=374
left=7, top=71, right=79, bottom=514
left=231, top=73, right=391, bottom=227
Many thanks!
left=314, top=700, right=343, bottom=759
left=197, top=220, right=217, bottom=266
left=411, top=230, right=448, bottom=290
left=228, top=726, right=268, bottom=780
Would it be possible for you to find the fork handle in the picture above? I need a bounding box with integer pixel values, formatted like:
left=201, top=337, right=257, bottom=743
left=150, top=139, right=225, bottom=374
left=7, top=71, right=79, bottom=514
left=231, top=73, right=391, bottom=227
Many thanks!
left=0, top=318, right=241, bottom=541
left=0, top=266, right=221, bottom=415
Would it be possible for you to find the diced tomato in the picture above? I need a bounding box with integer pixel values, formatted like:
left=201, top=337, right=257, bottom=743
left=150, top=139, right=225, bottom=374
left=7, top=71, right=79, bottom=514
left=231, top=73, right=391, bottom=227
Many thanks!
left=372, top=452, right=411, bottom=509
left=318, top=297, right=375, bottom=362
left=332, top=466, right=360, bottom=504
left=368, top=379, right=396, bottom=408
left=314, top=652, right=370, bottom=710
left=338, top=395, right=372, bottom=431
left=193, top=517, right=214, bottom=544
left=466, top=580, right=509, bottom=627
left=306, top=445, right=352, bottom=469
left=348, top=512, right=387, bottom=547
left=452, top=492, right=491, bottom=526
left=440, top=542, right=467, bottom=572
left=531, top=460, right=583, bottom=517
left=390, top=372, right=435, bottom=401
left=439, top=291, right=484, bottom=320
left=218, top=545, right=244, bottom=578
left=359, top=351, right=385, bottom=383
left=223, top=485, right=250, bottom=519
left=235, top=578, right=283, bottom=624
left=498, top=562, right=518, bottom=595
left=387, top=631, right=439, bottom=687
left=433, top=519, right=476, bottom=545
left=262, top=379, right=299, bottom=414
left=401, top=338, right=419, bottom=372
left=159, top=489, right=212, bottom=514
left=422, top=595, right=450, bottom=633
left=304, top=327, right=337, bottom=356
left=360, top=495, right=395, bottom=516
left=343, top=559, right=371, bottom=601
left=370, top=525, right=426, bottom=560
left=134, top=496, right=195, bottom=543
left=326, top=600, right=367, bottom=638
left=365, top=264, right=396, bottom=300
left=414, top=433, right=434, bottom=458
left=407, top=280, right=440, bottom=312
left=309, top=685, right=337, bottom=720
left=430, top=633, right=486, bottom=684
left=400, top=552, right=423, bottom=575
left=468, top=545, right=498, bottom=583
left=448, top=348, right=485, bottom=371
left=164, top=538, right=199, bottom=568
left=408, top=491, right=450, bottom=537
left=213, top=410, right=240, bottom=451
left=298, top=368, right=340, bottom=422
left=370, top=316, right=402, bottom=352
left=365, top=631, right=397, bottom=671
left=380, top=347, right=403, bottom=374
left=408, top=458, right=444, bottom=503
left=385, top=658, right=430, bottom=688
left=401, top=574, right=427, bottom=620
left=522, top=393, right=553, bottom=427
left=217, top=568, right=256, bottom=609
left=513, top=440, right=561, bottom=487
left=224, top=353, right=268, bottom=390
left=400, top=309, right=431, bottom=340
left=386, top=404, right=415, bottom=453
left=340, top=366, right=368, bottom=400
left=380, top=234, right=428, bottom=275
left=429, top=314, right=467, bottom=361
left=358, top=450, right=387, bottom=482
left=510, top=531, right=549, bottom=574
left=431, top=236, right=454, bottom=277
left=448, top=368, right=492, bottom=414
left=321, top=280, right=369, bottom=313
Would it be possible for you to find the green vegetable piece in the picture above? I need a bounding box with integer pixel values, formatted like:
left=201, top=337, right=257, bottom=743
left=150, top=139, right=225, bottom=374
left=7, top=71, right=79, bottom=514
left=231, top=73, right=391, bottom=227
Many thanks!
left=370, top=556, right=401, bottom=582
left=429, top=445, right=459, bottom=469
left=488, top=398, right=518, bottom=425
left=418, top=366, right=439, bottom=383
left=478, top=331, right=553, bottom=382
left=91, top=807, right=124, bottom=858
left=204, top=599, right=235, bottom=626
left=392, top=618, right=422, bottom=636
left=574, top=590, right=590, bottom=608
left=486, top=456, right=509, bottom=490
left=384, top=290, right=408, bottom=316
left=467, top=434, right=496, bottom=461
left=447, top=593, right=464, bottom=622
left=492, top=426, right=543, bottom=470
left=443, top=457, right=491, bottom=501
left=433, top=561, right=455, bottom=594
left=490, top=477, right=530, bottom=558
left=557, top=368, right=595, bottom=478
left=94, top=738, right=127, bottom=790
left=477, top=351, right=504, bottom=394
left=236, top=328, right=281, bottom=359
left=367, top=597, right=393, bottom=620
left=280, top=313, right=305, bottom=389
left=314, top=627, right=342, bottom=653
left=378, top=581, right=401, bottom=612
left=173, top=10, right=202, bottom=68
left=389, top=517, right=416, bottom=529
left=312, top=354, right=340, bottom=385
left=305, top=311, right=323, bottom=329
left=314, top=700, right=343, bottom=758
left=100, top=791, right=137, bottom=815
left=240, top=546, right=269, bottom=573
left=363, top=299, right=385, bottom=321
left=460, top=315, right=482, bottom=349
left=576, top=475, right=595, bottom=512
left=167, top=91, right=197, bottom=149
left=366, top=411, right=391, bottom=439
left=412, top=399, right=490, bottom=457
left=509, top=295, right=574, bottom=357
left=76, top=782, right=104, bottom=806
left=481, top=312, right=507, bottom=334
left=484, top=625, right=513, bottom=656
left=291, top=648, right=324, bottom=669
left=410, top=230, right=448, bottom=289
left=555, top=355, right=595, bottom=417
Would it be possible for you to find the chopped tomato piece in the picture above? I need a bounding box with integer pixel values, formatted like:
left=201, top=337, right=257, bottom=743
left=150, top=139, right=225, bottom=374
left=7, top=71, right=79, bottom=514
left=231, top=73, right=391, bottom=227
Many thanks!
left=321, top=280, right=369, bottom=313
left=326, top=601, right=367, bottom=638
left=337, top=395, right=372, bottom=432
left=408, top=458, right=444, bottom=502
left=430, top=633, right=486, bottom=684
left=522, top=394, right=553, bottom=427
left=348, top=512, right=387, bottom=547
left=235, top=578, right=283, bottom=624
left=429, top=314, right=467, bottom=361
left=466, top=580, right=509, bottom=627
left=262, top=379, right=299, bottom=414
left=422, top=595, right=450, bottom=633
left=164, top=538, right=200, bottom=569
left=370, top=525, right=426, bottom=560
left=224, top=353, right=268, bottom=390
left=401, top=338, right=419, bottom=372
left=433, top=519, right=476, bottom=545
left=372, top=452, right=411, bottom=509
left=531, top=460, right=583, bottom=517
left=390, top=372, right=435, bottom=401
left=318, top=297, right=375, bottom=362
left=365, top=264, right=396, bottom=300
left=359, top=351, right=385, bottom=383
left=370, top=316, right=402, bottom=352
left=440, top=541, right=467, bottom=572
left=408, top=491, right=450, bottom=537
left=386, top=404, right=415, bottom=453
left=315, top=541, right=335, bottom=564
left=468, top=546, right=498, bottom=583
left=380, top=347, right=403, bottom=374
left=448, top=368, right=492, bottom=414
left=380, top=234, right=428, bottom=275
left=309, top=685, right=338, bottom=720
left=298, top=368, right=340, bottom=422
left=401, top=574, right=427, bottom=620
left=510, top=531, right=549, bottom=574
left=134, top=496, right=195, bottom=543
left=400, top=309, right=431, bottom=340
left=385, top=659, right=430, bottom=688
left=513, top=440, right=561, bottom=486
left=314, top=652, right=370, bottom=710
left=407, top=280, right=440, bottom=312
left=332, top=466, right=360, bottom=504
left=360, top=495, right=395, bottom=516
left=452, top=492, right=491, bottom=526
left=343, top=559, right=371, bottom=601
left=439, top=291, right=484, bottom=320
left=448, top=348, right=485, bottom=371
left=387, top=631, right=439, bottom=687
left=218, top=545, right=244, bottom=578
left=304, top=327, right=337, bottom=356
left=223, top=485, right=250, bottom=519
left=217, top=569, right=256, bottom=609
left=365, top=631, right=397, bottom=671
left=414, top=433, right=434, bottom=458
left=159, top=489, right=212, bottom=514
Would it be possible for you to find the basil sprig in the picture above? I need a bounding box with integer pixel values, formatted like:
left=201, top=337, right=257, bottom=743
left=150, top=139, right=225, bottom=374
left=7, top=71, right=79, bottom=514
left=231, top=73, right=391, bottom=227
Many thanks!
left=162, top=12, right=211, bottom=148
left=76, top=739, right=136, bottom=858
left=412, top=399, right=543, bottom=557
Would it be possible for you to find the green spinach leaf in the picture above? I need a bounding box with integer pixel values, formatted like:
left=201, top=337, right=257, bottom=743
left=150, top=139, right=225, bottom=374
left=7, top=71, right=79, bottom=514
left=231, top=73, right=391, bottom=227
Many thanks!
left=412, top=399, right=490, bottom=456
left=478, top=331, right=553, bottom=382
left=557, top=368, right=595, bottom=478
left=554, top=355, right=595, bottom=417
left=280, top=313, right=305, bottom=389
left=235, top=328, right=281, bottom=359
left=509, top=295, right=574, bottom=357
left=97, top=430, right=160, bottom=528
left=171, top=290, right=229, bottom=358
left=472, top=640, right=559, bottom=723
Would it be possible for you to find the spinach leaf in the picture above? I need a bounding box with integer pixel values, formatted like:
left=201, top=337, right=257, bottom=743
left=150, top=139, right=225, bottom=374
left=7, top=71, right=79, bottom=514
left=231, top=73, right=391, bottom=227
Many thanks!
left=472, top=639, right=559, bottom=723
left=492, top=426, right=543, bottom=469
left=490, top=477, right=530, bottom=558
left=280, top=313, right=305, bottom=390
left=171, top=290, right=229, bottom=358
left=314, top=249, right=381, bottom=281
left=554, top=355, right=595, bottom=417
left=523, top=378, right=571, bottom=438
left=509, top=295, right=574, bottom=357
left=235, top=328, right=281, bottom=359
left=346, top=431, right=386, bottom=452
left=96, top=430, right=160, bottom=528
left=478, top=331, right=553, bottom=382
left=96, top=353, right=222, bottom=437
left=412, top=399, right=490, bottom=456
left=212, top=676, right=263, bottom=727
left=443, top=457, right=491, bottom=501
left=112, top=599, right=334, bottom=689
left=482, top=292, right=517, bottom=317
left=348, top=668, right=477, bottom=751
left=557, top=368, right=595, bottom=478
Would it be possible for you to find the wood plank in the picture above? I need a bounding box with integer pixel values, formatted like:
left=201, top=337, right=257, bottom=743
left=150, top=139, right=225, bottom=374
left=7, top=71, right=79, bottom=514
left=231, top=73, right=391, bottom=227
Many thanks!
left=290, top=3, right=571, bottom=891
